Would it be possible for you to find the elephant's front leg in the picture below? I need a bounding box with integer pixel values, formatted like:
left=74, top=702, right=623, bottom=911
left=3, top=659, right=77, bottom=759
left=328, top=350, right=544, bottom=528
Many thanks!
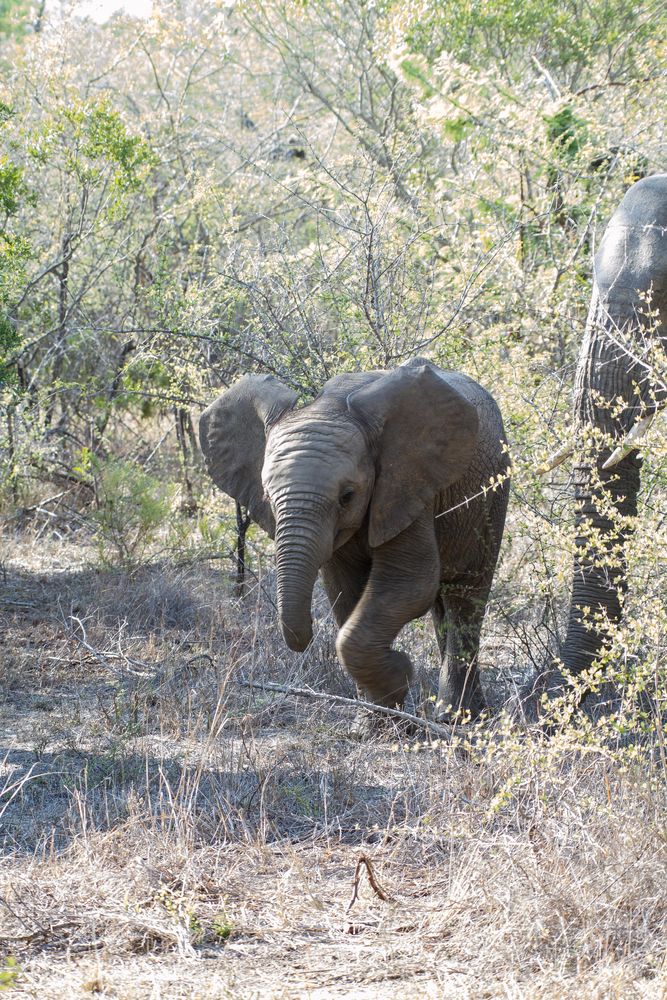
left=335, top=515, right=441, bottom=708
left=320, top=538, right=372, bottom=628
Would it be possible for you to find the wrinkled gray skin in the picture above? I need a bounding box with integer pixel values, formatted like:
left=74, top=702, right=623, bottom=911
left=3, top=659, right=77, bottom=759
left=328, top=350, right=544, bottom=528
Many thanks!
left=199, top=359, right=509, bottom=723
left=562, top=174, right=667, bottom=677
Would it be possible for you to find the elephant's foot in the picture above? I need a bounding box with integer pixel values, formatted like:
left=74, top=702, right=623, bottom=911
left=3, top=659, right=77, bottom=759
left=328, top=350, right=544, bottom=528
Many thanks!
left=435, top=668, right=487, bottom=725
left=348, top=671, right=426, bottom=740
left=349, top=708, right=389, bottom=740
left=336, top=633, right=413, bottom=710
left=349, top=706, right=418, bottom=740
left=434, top=703, right=486, bottom=726
left=508, top=663, right=594, bottom=731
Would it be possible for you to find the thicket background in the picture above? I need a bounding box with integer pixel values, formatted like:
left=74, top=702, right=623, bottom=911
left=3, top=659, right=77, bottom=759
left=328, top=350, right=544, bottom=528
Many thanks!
left=0, top=1, right=666, bottom=996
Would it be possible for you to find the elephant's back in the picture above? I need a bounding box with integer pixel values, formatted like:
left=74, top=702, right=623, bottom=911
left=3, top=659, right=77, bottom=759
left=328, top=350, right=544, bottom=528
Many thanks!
left=432, top=368, right=506, bottom=444
left=317, top=370, right=386, bottom=402
left=612, top=174, right=667, bottom=230
left=595, top=174, right=667, bottom=298
left=432, top=367, right=509, bottom=580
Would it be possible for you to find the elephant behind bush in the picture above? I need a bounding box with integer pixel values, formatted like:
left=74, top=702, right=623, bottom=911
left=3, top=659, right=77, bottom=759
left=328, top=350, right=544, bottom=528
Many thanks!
left=546, top=174, right=667, bottom=685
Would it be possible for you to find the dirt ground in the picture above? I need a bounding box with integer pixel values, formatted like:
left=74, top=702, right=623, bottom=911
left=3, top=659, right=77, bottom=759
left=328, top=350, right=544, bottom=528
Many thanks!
left=1, top=532, right=667, bottom=999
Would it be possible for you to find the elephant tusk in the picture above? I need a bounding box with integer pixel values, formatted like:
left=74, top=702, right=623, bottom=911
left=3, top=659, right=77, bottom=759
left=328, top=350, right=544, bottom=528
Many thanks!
left=602, top=414, right=655, bottom=469
left=538, top=442, right=574, bottom=476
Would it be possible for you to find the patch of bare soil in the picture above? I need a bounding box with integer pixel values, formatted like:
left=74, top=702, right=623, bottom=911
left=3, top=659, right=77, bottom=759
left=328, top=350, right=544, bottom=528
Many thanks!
left=1, top=532, right=666, bottom=999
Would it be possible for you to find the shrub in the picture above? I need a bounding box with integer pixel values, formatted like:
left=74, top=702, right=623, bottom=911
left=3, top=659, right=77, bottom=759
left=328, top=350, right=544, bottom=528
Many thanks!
left=89, top=457, right=175, bottom=570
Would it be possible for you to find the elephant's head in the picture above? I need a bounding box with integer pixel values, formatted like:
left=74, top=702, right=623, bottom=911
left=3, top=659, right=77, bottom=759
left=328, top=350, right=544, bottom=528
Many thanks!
left=199, top=364, right=478, bottom=653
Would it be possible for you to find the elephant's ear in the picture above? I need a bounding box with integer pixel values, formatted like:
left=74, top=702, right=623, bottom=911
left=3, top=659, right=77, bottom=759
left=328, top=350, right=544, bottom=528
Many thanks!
left=348, top=364, right=479, bottom=548
left=199, top=374, right=298, bottom=537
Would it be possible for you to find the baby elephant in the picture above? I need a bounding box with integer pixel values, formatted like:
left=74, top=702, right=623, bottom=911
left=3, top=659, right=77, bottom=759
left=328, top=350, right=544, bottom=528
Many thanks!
left=199, top=359, right=510, bottom=724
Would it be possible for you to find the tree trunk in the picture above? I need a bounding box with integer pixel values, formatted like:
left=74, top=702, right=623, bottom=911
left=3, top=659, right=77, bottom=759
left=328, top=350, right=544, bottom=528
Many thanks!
left=235, top=501, right=251, bottom=598
left=45, top=231, right=72, bottom=428
left=175, top=406, right=197, bottom=515
left=6, top=407, right=18, bottom=504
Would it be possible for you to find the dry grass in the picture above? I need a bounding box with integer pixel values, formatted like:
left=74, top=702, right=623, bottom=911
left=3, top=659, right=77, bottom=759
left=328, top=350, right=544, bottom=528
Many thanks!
left=1, top=531, right=667, bottom=998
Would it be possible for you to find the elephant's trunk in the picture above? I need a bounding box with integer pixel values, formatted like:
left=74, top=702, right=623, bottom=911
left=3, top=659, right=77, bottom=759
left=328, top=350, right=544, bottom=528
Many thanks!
left=559, top=177, right=667, bottom=682
left=274, top=497, right=333, bottom=653
left=561, top=441, right=642, bottom=676
left=560, top=284, right=651, bottom=678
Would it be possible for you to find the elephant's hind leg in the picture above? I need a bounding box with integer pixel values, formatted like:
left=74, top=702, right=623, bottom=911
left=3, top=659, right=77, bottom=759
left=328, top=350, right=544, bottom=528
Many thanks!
left=431, top=596, right=448, bottom=658
left=435, top=586, right=489, bottom=722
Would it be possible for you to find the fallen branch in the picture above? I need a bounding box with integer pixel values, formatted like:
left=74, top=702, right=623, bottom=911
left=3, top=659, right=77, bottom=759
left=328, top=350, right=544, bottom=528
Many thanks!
left=0, top=919, right=81, bottom=947
left=347, top=855, right=394, bottom=912
left=1, top=764, right=66, bottom=822
left=66, top=615, right=153, bottom=678
left=238, top=678, right=451, bottom=739
left=11, top=490, right=69, bottom=517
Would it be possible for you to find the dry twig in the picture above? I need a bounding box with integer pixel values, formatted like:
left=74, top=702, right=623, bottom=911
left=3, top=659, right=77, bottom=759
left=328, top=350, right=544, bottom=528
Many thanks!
left=346, top=855, right=394, bottom=912
left=65, top=615, right=153, bottom=677
left=238, top=678, right=452, bottom=738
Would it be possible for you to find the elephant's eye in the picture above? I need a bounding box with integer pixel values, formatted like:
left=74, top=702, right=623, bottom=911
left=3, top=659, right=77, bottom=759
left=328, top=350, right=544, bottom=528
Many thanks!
left=339, top=488, right=355, bottom=508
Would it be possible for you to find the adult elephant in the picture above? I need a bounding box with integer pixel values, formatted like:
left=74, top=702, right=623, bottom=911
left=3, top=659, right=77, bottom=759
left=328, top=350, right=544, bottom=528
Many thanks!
left=546, top=174, right=667, bottom=680
left=199, top=359, right=510, bottom=726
